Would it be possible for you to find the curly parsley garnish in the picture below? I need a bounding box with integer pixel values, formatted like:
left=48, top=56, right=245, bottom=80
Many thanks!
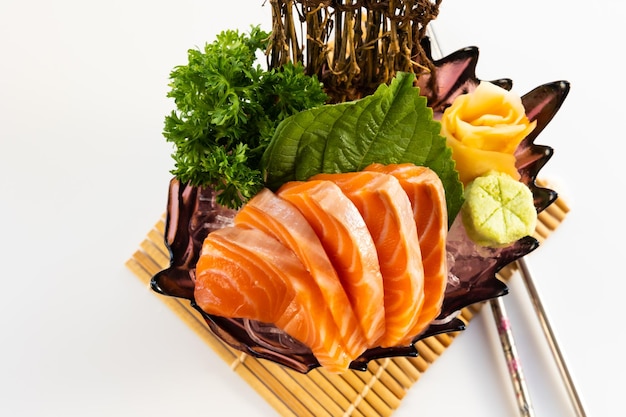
left=163, top=26, right=328, bottom=209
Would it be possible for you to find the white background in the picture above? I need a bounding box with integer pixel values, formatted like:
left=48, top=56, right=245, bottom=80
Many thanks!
left=1, top=1, right=624, bottom=416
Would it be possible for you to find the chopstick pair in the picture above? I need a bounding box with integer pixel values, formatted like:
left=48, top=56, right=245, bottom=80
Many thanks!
left=488, top=261, right=585, bottom=417
left=490, top=258, right=587, bottom=417
left=425, top=24, right=586, bottom=417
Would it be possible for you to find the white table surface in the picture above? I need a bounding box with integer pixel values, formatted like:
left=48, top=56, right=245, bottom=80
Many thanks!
left=2, top=1, right=624, bottom=416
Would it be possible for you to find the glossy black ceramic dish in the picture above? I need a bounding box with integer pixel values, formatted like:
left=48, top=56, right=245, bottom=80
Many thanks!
left=151, top=44, right=570, bottom=373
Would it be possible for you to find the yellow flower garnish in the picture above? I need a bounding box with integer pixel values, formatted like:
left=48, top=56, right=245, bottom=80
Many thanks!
left=440, top=81, right=536, bottom=185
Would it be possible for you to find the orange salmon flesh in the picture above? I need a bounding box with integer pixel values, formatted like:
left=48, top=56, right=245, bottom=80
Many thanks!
left=194, top=163, right=448, bottom=372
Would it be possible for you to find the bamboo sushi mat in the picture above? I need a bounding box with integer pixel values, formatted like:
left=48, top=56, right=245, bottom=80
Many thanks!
left=126, top=181, right=569, bottom=417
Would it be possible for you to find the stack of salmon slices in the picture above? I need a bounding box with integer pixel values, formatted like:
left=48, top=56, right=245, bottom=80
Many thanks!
left=194, top=163, right=449, bottom=373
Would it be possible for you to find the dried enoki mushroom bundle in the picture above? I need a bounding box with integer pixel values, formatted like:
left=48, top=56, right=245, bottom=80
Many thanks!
left=267, top=0, right=442, bottom=102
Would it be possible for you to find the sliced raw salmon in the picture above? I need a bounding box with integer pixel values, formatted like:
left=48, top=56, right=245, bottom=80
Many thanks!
left=195, top=226, right=352, bottom=372
left=233, top=188, right=368, bottom=359
left=277, top=180, right=386, bottom=346
left=365, top=163, right=448, bottom=340
left=311, top=171, right=425, bottom=347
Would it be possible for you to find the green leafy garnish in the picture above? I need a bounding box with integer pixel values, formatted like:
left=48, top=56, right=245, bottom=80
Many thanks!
left=163, top=26, right=328, bottom=208
left=261, top=72, right=464, bottom=225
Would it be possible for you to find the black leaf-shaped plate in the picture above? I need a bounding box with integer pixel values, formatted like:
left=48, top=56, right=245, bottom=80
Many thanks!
left=151, top=44, right=569, bottom=373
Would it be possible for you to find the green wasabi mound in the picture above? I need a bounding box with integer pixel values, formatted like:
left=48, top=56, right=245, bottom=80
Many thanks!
left=461, top=171, right=537, bottom=247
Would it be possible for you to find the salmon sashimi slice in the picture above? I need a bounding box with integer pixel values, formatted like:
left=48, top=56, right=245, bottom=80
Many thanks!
left=195, top=226, right=352, bottom=372
left=233, top=188, right=368, bottom=359
left=365, top=163, right=449, bottom=341
left=195, top=228, right=293, bottom=322
left=311, top=171, right=425, bottom=347
left=277, top=180, right=386, bottom=346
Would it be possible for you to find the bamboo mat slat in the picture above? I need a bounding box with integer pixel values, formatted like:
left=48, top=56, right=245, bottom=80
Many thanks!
left=126, top=181, right=569, bottom=417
